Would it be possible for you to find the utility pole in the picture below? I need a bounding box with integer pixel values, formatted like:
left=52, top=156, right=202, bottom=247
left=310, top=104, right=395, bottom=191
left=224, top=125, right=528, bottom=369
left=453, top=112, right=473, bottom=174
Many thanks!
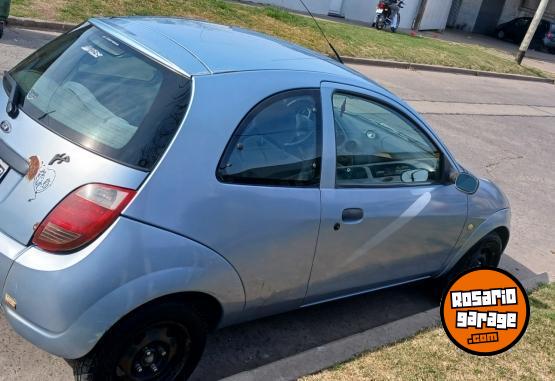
left=516, top=0, right=550, bottom=64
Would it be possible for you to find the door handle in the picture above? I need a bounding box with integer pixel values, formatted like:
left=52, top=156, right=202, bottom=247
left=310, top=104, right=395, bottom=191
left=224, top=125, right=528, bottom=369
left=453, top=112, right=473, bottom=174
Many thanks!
left=342, top=208, right=364, bottom=223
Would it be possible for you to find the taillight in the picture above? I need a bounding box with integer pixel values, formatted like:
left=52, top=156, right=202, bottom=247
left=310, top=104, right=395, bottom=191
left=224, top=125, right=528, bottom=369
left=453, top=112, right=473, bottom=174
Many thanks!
left=547, top=31, right=554, bottom=39
left=32, top=184, right=136, bottom=253
left=378, top=3, right=385, bottom=9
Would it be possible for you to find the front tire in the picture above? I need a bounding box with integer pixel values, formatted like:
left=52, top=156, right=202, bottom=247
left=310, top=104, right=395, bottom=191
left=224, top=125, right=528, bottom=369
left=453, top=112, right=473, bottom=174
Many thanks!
left=71, top=301, right=207, bottom=381
left=376, top=14, right=385, bottom=30
left=436, top=232, right=503, bottom=297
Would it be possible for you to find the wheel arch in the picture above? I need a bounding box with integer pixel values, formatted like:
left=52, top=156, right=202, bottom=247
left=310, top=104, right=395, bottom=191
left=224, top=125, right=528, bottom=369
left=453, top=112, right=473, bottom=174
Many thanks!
left=134, top=291, right=224, bottom=331
left=438, top=209, right=510, bottom=278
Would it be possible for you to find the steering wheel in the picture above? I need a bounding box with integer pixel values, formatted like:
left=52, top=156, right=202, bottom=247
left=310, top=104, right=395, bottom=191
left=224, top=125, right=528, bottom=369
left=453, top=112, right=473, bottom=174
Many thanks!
left=284, top=99, right=317, bottom=147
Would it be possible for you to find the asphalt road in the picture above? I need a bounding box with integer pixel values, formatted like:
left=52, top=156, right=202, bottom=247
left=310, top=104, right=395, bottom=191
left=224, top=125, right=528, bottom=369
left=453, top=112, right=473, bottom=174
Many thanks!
left=0, top=27, right=554, bottom=381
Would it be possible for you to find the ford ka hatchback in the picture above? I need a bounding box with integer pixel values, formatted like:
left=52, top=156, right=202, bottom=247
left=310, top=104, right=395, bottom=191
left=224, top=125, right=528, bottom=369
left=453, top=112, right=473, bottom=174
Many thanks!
left=0, top=18, right=510, bottom=380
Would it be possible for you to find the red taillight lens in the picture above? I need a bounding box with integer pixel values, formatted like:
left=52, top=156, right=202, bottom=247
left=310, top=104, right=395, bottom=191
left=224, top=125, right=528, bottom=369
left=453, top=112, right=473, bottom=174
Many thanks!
left=378, top=3, right=385, bottom=9
left=32, top=184, right=136, bottom=253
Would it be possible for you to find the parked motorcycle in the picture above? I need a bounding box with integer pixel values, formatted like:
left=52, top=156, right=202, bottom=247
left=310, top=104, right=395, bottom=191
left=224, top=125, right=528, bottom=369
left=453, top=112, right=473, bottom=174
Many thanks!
left=374, top=0, right=405, bottom=33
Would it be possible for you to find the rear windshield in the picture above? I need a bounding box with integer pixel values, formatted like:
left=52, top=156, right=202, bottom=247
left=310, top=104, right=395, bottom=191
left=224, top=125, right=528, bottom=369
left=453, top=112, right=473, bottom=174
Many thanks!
left=4, top=25, right=192, bottom=170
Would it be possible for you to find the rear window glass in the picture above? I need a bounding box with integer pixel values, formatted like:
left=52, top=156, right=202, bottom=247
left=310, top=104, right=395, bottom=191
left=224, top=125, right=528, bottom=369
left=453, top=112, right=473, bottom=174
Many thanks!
left=4, top=25, right=192, bottom=170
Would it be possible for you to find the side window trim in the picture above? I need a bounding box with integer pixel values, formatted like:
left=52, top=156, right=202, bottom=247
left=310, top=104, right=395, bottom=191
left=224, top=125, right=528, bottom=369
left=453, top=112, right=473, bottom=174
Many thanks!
left=216, top=88, right=323, bottom=188
left=331, top=90, right=445, bottom=189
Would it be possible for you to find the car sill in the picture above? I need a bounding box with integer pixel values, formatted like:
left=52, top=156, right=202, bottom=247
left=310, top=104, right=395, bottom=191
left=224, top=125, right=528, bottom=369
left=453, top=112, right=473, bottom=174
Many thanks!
left=301, top=275, right=432, bottom=308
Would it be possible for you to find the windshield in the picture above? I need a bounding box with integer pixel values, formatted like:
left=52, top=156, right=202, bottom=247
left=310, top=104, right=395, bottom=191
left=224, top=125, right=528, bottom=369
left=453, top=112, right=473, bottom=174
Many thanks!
left=4, top=25, right=192, bottom=170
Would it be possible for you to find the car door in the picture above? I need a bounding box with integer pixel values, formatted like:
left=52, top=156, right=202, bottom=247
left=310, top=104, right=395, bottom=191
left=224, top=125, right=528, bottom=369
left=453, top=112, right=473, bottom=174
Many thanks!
left=305, top=82, right=468, bottom=304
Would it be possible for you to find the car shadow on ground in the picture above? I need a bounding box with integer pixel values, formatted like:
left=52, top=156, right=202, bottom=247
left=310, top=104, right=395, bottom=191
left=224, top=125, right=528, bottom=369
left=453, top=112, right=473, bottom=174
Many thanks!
left=191, top=255, right=537, bottom=381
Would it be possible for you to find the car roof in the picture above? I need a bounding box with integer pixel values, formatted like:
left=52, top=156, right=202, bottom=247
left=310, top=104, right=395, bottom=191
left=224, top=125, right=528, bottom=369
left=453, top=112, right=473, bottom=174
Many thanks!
left=90, top=17, right=366, bottom=82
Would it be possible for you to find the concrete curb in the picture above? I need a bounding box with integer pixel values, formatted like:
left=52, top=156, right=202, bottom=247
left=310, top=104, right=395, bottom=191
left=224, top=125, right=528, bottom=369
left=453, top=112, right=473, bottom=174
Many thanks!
left=222, top=272, right=550, bottom=381
left=5, top=16, right=554, bottom=85
left=7, top=16, right=75, bottom=32
left=342, top=56, right=555, bottom=84
left=521, top=271, right=551, bottom=291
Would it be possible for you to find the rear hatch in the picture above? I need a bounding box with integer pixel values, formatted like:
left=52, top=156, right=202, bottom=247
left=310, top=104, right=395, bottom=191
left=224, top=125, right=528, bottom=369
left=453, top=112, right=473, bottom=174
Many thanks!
left=0, top=24, right=191, bottom=247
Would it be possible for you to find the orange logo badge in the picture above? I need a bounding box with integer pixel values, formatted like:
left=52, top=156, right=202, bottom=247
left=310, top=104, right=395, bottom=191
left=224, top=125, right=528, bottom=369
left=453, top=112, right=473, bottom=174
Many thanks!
left=441, top=268, right=529, bottom=356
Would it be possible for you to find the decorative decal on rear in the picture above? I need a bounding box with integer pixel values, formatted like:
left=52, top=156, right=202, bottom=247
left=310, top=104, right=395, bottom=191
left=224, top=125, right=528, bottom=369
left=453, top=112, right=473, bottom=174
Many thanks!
left=49, top=153, right=70, bottom=166
left=27, top=156, right=57, bottom=202
left=29, top=166, right=56, bottom=202
left=27, top=156, right=40, bottom=181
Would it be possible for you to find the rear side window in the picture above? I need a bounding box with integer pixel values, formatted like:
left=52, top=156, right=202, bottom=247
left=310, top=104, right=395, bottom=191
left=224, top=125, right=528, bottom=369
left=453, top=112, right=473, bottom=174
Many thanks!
left=5, top=25, right=191, bottom=170
left=217, top=89, right=321, bottom=187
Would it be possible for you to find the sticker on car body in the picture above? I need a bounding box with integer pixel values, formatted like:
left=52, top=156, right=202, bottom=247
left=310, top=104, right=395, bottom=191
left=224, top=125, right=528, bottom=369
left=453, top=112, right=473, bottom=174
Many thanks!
left=81, top=45, right=103, bottom=58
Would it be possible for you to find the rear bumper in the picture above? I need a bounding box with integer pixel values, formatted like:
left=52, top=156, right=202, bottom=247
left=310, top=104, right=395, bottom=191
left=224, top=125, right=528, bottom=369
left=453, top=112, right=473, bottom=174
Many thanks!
left=0, top=230, right=26, bottom=307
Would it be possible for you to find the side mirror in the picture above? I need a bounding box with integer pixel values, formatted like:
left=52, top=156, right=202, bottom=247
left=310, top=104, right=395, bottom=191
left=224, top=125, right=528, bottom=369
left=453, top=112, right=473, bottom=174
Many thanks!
left=401, top=169, right=429, bottom=183
left=455, top=172, right=479, bottom=194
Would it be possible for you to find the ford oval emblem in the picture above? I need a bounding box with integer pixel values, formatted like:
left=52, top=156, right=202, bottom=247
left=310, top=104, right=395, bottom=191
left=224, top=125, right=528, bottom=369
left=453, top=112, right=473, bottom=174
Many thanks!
left=0, top=120, right=11, bottom=134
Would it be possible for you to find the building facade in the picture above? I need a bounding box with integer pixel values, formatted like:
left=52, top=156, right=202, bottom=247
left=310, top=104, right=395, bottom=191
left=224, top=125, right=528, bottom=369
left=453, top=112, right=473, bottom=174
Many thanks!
left=249, top=0, right=553, bottom=33
left=449, top=0, right=555, bottom=33
left=249, top=0, right=443, bottom=30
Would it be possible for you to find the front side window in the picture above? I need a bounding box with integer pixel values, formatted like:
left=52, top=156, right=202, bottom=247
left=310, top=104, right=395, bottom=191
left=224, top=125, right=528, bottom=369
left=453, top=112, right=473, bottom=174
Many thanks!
left=4, top=25, right=192, bottom=170
left=217, top=90, right=321, bottom=187
left=332, top=93, right=441, bottom=187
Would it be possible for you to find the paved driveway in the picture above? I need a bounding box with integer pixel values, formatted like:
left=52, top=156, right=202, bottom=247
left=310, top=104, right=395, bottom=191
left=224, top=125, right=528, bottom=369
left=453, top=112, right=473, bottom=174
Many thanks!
left=0, top=26, right=553, bottom=381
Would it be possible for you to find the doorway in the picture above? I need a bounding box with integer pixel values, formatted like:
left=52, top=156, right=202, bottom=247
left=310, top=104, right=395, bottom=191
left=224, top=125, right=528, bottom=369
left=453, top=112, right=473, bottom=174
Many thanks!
left=473, top=0, right=506, bottom=35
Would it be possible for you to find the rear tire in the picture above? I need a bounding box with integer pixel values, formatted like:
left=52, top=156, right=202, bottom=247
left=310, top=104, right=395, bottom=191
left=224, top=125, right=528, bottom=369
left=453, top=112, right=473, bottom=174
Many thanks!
left=435, top=232, right=503, bottom=298
left=70, top=301, right=207, bottom=381
left=376, top=15, right=385, bottom=30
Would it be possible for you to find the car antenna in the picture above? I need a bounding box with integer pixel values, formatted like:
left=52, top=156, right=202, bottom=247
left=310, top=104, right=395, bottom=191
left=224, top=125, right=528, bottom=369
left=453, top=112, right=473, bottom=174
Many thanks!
left=297, top=0, right=344, bottom=64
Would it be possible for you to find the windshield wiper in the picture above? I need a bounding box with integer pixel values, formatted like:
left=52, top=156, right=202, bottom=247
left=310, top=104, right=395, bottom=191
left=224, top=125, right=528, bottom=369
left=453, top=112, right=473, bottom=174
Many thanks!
left=38, top=110, right=56, bottom=120
left=3, top=71, right=22, bottom=119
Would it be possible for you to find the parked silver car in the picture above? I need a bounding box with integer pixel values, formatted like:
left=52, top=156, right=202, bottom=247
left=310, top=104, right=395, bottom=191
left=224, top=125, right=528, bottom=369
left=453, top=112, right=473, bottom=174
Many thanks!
left=0, top=17, right=510, bottom=380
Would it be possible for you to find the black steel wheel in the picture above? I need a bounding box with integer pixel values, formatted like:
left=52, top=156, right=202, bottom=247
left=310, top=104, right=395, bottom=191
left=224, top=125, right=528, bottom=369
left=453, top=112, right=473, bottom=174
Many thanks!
left=435, top=232, right=503, bottom=298
left=116, top=322, right=190, bottom=380
left=71, top=301, right=207, bottom=381
left=465, top=236, right=502, bottom=269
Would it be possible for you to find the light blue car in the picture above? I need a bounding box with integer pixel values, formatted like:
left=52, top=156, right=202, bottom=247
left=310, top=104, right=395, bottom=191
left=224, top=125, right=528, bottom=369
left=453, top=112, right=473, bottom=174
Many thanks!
left=0, top=17, right=510, bottom=380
